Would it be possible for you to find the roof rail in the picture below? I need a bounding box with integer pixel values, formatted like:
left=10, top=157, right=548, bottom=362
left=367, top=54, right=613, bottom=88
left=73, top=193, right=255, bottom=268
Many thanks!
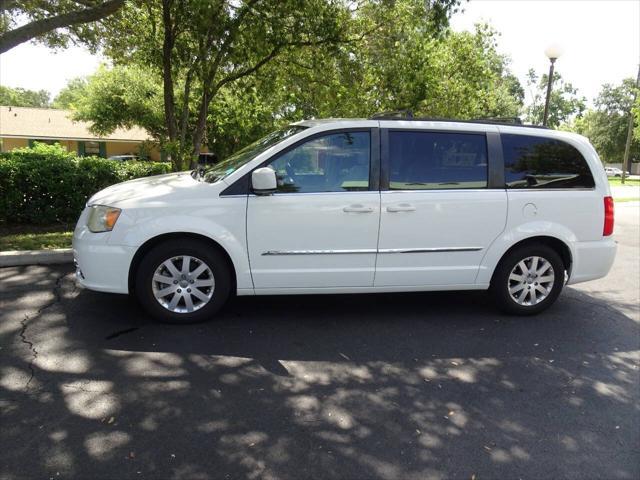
left=370, top=110, right=415, bottom=119
left=471, top=116, right=523, bottom=125
left=369, top=111, right=548, bottom=129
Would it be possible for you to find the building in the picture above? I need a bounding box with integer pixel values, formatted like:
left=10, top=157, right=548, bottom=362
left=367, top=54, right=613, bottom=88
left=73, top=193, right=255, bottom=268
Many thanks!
left=0, top=105, right=160, bottom=160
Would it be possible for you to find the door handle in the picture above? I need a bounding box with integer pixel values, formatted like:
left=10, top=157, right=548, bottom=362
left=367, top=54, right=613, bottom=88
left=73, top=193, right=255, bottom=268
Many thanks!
left=343, top=204, right=374, bottom=213
left=387, top=203, right=416, bottom=212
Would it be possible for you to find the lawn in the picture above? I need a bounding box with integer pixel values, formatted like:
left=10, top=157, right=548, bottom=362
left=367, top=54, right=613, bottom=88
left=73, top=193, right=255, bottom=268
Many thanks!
left=608, top=178, right=640, bottom=187
left=0, top=224, right=73, bottom=251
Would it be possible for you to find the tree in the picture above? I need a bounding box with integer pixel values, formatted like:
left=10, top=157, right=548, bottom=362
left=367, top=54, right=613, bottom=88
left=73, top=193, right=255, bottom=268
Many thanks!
left=94, top=0, right=462, bottom=169
left=72, top=66, right=166, bottom=140
left=572, top=78, right=639, bottom=164
left=633, top=95, right=640, bottom=142
left=204, top=21, right=524, bottom=158
left=97, top=0, right=349, bottom=169
left=0, top=85, right=50, bottom=107
left=525, top=69, right=586, bottom=128
left=52, top=77, right=89, bottom=109
left=0, top=0, right=125, bottom=54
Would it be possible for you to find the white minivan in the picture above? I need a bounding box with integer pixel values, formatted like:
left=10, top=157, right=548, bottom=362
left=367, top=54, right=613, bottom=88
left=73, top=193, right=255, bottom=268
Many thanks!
left=73, top=116, right=617, bottom=323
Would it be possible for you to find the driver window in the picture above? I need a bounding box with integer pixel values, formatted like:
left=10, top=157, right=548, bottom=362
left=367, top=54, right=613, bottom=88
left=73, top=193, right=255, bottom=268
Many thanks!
left=268, top=131, right=371, bottom=193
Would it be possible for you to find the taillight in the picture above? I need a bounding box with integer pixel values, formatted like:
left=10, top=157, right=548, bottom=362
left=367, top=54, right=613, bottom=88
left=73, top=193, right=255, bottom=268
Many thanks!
left=603, top=196, right=614, bottom=236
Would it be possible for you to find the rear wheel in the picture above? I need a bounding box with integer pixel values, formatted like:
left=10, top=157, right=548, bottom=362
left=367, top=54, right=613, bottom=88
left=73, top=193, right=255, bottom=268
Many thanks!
left=490, top=244, right=565, bottom=315
left=135, top=239, right=231, bottom=323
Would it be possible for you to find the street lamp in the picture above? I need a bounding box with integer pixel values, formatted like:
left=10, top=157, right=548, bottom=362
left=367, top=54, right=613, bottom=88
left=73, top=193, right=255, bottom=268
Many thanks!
left=542, top=43, right=564, bottom=127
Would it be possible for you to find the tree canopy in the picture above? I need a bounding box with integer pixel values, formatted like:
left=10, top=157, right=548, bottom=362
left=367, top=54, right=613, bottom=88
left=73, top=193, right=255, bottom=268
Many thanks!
left=66, top=0, right=530, bottom=168
left=524, top=69, right=586, bottom=128
left=572, top=78, right=639, bottom=164
left=0, top=0, right=125, bottom=54
left=0, top=85, right=50, bottom=107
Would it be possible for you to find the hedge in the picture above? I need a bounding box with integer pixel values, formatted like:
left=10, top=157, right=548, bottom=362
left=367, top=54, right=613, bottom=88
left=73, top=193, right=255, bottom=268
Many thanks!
left=0, top=143, right=171, bottom=225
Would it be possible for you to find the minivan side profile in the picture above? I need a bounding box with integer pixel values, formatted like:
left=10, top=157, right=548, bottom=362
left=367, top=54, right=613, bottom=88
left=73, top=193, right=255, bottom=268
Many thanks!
left=72, top=117, right=617, bottom=323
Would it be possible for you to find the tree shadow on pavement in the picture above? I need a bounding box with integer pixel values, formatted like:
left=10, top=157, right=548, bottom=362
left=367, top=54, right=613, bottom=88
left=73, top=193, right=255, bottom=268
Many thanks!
left=1, top=265, right=638, bottom=480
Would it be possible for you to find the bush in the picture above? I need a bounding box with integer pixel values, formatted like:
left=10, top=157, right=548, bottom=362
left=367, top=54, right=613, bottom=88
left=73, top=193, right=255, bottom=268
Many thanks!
left=0, top=143, right=171, bottom=225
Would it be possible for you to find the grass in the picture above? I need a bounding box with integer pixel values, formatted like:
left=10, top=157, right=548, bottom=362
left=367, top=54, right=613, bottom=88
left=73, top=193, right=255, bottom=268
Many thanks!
left=0, top=224, right=73, bottom=251
left=608, top=178, right=640, bottom=187
left=614, top=198, right=640, bottom=203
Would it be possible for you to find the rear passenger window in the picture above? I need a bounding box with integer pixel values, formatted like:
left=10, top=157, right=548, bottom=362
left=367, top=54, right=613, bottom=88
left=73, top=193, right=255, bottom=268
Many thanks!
left=388, top=131, right=488, bottom=190
left=502, top=134, right=595, bottom=189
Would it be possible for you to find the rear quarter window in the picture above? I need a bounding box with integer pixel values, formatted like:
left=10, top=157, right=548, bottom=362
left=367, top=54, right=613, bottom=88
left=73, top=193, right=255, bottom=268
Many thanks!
left=502, top=134, right=595, bottom=189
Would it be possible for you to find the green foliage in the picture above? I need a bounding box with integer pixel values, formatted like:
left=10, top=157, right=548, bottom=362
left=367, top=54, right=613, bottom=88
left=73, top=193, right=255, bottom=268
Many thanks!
left=69, top=1, right=522, bottom=163
left=0, top=143, right=170, bottom=225
left=0, top=85, right=50, bottom=107
left=571, top=78, right=639, bottom=164
left=52, top=77, right=88, bottom=109
left=72, top=66, right=165, bottom=139
left=0, top=0, right=124, bottom=53
left=206, top=21, right=524, bottom=158
left=524, top=69, right=586, bottom=128
left=634, top=95, right=640, bottom=142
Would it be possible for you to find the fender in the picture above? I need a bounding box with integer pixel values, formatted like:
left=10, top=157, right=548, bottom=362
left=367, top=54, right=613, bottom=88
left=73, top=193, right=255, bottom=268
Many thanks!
left=106, top=199, right=253, bottom=290
left=476, top=220, right=577, bottom=285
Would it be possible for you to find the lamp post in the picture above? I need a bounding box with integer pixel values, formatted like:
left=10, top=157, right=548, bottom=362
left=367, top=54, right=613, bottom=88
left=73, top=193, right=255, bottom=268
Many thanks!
left=542, top=44, right=563, bottom=127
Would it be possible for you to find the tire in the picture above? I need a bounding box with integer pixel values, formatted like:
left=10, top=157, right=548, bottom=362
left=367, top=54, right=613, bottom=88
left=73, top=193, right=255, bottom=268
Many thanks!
left=135, top=239, right=232, bottom=324
left=490, top=244, right=565, bottom=315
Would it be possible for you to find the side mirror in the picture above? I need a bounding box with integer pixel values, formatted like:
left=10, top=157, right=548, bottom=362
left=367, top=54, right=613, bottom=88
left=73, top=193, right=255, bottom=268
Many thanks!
left=251, top=167, right=277, bottom=195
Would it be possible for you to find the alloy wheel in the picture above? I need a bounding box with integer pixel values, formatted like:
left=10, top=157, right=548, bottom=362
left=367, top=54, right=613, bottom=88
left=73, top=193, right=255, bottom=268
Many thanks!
left=507, top=256, right=555, bottom=306
left=151, top=255, right=215, bottom=313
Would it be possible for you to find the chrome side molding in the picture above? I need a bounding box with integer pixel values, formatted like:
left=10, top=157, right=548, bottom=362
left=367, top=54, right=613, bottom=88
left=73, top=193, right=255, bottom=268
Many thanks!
left=262, top=247, right=482, bottom=256
left=378, top=247, right=483, bottom=254
left=262, top=249, right=377, bottom=256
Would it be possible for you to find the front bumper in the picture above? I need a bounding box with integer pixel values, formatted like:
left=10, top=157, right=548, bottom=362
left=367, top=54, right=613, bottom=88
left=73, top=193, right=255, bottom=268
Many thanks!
left=73, top=208, right=136, bottom=294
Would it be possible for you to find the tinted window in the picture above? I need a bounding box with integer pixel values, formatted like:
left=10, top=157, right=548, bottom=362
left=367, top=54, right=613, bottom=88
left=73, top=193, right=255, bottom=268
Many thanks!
left=204, top=125, right=306, bottom=183
left=502, top=134, right=595, bottom=189
left=268, top=131, right=370, bottom=193
left=388, top=131, right=488, bottom=190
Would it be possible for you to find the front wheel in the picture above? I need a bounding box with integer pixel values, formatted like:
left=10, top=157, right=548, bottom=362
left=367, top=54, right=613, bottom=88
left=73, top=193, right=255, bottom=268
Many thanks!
left=490, top=244, right=565, bottom=315
left=135, top=239, right=231, bottom=323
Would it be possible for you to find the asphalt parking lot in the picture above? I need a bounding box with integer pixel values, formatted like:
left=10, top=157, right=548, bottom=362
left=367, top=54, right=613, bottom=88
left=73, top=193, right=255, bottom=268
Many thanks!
left=1, top=204, right=638, bottom=480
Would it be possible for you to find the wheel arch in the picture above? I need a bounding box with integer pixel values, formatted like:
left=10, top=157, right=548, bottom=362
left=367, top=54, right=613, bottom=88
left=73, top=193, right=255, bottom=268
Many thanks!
left=128, top=232, right=238, bottom=295
left=490, top=235, right=573, bottom=284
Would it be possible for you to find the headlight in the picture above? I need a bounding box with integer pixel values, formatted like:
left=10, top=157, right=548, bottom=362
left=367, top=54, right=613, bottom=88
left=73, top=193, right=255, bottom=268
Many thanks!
left=87, top=205, right=121, bottom=233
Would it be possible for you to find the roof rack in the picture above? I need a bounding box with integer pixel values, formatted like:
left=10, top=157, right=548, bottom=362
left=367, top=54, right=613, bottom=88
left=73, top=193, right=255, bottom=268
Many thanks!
left=369, top=111, right=548, bottom=129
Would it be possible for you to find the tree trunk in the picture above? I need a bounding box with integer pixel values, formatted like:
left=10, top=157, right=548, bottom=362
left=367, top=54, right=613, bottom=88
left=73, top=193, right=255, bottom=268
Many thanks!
left=0, top=0, right=125, bottom=54
left=161, top=0, right=179, bottom=170
left=192, top=89, right=210, bottom=168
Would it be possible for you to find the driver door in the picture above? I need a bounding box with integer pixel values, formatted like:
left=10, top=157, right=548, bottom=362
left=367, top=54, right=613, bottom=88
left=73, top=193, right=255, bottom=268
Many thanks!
left=246, top=129, right=381, bottom=290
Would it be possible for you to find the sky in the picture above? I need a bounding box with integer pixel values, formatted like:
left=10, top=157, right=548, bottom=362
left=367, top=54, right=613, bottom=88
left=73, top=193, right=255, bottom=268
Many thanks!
left=450, top=0, right=640, bottom=104
left=0, top=0, right=639, bottom=105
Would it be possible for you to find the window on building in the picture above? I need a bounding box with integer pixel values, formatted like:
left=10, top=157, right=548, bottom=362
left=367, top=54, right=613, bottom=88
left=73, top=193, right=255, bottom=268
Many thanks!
left=85, top=141, right=101, bottom=155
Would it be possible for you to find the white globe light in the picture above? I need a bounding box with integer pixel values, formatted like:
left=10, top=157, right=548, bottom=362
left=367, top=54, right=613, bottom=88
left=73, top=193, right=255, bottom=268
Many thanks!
left=544, top=43, right=564, bottom=60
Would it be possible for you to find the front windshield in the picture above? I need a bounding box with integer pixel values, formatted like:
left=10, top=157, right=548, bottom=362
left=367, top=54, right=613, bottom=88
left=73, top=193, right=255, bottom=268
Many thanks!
left=202, top=125, right=307, bottom=183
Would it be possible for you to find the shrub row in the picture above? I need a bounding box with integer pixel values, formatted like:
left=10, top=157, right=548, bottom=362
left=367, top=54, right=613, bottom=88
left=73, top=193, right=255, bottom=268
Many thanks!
left=0, top=143, right=171, bottom=225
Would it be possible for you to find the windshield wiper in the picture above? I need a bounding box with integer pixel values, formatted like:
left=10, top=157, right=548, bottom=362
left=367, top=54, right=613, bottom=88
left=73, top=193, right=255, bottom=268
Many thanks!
left=191, top=167, right=206, bottom=181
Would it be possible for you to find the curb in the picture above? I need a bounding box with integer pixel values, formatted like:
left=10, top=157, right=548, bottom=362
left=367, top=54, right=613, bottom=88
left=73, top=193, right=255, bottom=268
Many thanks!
left=0, top=248, right=73, bottom=267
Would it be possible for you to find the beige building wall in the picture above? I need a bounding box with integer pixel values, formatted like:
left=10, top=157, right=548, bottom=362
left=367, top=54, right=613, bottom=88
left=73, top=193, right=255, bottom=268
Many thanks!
left=106, top=141, right=161, bottom=161
left=105, top=141, right=141, bottom=158
left=58, top=140, right=77, bottom=153
left=0, top=137, right=28, bottom=151
left=1, top=136, right=162, bottom=162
